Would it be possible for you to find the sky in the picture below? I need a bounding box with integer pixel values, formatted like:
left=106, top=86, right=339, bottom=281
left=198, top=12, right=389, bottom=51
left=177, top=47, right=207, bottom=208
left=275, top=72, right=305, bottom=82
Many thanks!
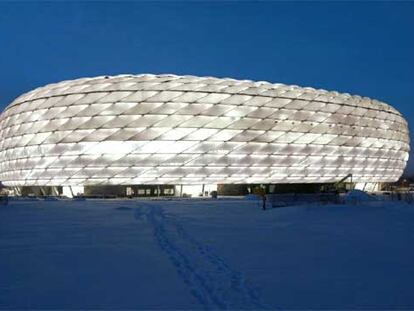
left=1, top=1, right=413, bottom=174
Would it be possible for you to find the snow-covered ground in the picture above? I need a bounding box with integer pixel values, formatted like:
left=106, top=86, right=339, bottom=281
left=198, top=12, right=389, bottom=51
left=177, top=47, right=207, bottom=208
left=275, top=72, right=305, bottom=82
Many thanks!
left=1, top=198, right=414, bottom=309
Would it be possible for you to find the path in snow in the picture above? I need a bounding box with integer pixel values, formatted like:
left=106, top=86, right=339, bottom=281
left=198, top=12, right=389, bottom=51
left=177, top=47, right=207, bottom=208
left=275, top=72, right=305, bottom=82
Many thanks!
left=3, top=199, right=414, bottom=309
left=134, top=203, right=271, bottom=310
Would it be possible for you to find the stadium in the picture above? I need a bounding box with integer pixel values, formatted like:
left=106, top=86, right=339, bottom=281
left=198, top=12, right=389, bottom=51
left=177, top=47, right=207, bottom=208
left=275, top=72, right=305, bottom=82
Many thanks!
left=0, top=74, right=409, bottom=197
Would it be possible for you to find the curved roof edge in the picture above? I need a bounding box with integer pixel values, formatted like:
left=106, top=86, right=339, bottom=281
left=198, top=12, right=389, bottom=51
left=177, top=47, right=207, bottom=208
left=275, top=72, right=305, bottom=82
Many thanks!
left=4, top=73, right=404, bottom=118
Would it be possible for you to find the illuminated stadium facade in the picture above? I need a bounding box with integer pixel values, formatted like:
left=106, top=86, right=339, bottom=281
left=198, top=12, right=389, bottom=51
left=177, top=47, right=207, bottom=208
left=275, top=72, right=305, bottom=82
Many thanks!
left=0, top=74, right=409, bottom=196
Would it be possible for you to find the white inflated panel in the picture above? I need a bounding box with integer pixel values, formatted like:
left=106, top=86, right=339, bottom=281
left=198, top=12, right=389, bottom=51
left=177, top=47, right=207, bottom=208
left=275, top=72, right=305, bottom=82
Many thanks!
left=0, top=74, right=409, bottom=186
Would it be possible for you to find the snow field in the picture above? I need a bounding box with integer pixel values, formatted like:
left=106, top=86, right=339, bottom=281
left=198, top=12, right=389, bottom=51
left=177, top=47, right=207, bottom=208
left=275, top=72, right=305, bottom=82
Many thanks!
left=1, top=198, right=414, bottom=309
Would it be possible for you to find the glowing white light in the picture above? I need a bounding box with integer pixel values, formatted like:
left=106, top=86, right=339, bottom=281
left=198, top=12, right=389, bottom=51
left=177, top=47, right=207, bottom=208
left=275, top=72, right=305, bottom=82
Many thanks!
left=0, top=74, right=409, bottom=186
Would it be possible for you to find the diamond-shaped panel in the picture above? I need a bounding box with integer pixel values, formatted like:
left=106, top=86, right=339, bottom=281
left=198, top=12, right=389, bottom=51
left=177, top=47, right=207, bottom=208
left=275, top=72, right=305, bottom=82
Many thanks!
left=0, top=74, right=409, bottom=186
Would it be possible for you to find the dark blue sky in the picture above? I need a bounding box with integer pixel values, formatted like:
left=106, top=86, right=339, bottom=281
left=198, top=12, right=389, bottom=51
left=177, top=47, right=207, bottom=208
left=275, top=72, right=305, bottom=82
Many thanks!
left=1, top=1, right=413, bottom=173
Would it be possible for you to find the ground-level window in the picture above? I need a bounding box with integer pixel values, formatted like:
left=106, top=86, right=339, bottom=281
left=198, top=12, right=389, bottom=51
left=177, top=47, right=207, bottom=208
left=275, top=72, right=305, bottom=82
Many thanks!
left=163, top=188, right=174, bottom=195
